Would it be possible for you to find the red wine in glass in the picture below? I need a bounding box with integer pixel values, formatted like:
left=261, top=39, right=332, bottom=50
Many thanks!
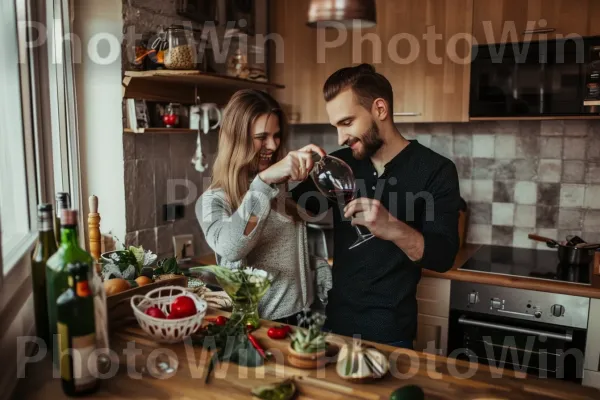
left=326, top=189, right=355, bottom=206
left=311, top=154, right=374, bottom=249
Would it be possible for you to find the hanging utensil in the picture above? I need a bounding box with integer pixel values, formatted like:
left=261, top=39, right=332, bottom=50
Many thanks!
left=190, top=86, right=208, bottom=172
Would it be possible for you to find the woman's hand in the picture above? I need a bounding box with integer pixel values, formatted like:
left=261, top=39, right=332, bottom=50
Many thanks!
left=259, top=144, right=326, bottom=184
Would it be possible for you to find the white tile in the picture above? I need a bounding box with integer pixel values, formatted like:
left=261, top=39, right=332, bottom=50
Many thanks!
left=563, top=138, right=586, bottom=160
left=416, top=134, right=432, bottom=148
left=535, top=228, right=558, bottom=250
left=514, top=181, right=537, bottom=205
left=514, top=205, right=536, bottom=228
left=472, top=134, right=495, bottom=158
left=583, top=210, right=600, bottom=231
left=540, top=137, right=563, bottom=159
left=467, top=224, right=492, bottom=244
left=559, top=184, right=585, bottom=208
left=538, top=159, right=562, bottom=183
left=492, top=203, right=515, bottom=226
left=494, top=135, right=516, bottom=158
left=471, top=180, right=494, bottom=203
left=459, top=179, right=472, bottom=201
left=584, top=185, right=600, bottom=209
left=513, top=228, right=535, bottom=249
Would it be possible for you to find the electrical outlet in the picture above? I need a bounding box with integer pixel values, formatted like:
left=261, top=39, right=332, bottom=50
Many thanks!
left=173, top=234, right=194, bottom=261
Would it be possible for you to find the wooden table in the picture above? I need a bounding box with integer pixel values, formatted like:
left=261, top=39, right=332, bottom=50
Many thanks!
left=15, top=308, right=600, bottom=400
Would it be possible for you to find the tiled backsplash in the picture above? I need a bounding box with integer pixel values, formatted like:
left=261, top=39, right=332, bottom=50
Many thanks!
left=289, top=120, right=600, bottom=250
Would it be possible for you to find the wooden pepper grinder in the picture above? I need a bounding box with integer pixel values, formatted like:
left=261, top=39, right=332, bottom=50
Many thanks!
left=88, top=195, right=101, bottom=262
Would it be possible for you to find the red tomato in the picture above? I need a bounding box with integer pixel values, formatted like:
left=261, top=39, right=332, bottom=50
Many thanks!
left=267, top=326, right=288, bottom=340
left=170, top=296, right=197, bottom=318
left=145, top=306, right=166, bottom=319
left=215, top=316, right=228, bottom=326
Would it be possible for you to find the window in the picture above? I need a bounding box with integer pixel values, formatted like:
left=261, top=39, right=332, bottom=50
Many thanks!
left=0, top=0, right=35, bottom=272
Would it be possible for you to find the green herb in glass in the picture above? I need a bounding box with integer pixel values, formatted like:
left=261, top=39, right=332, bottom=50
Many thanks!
left=31, top=203, right=59, bottom=346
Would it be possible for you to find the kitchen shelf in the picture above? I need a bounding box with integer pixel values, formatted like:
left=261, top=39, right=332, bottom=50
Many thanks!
left=122, top=70, right=284, bottom=104
left=124, top=128, right=198, bottom=134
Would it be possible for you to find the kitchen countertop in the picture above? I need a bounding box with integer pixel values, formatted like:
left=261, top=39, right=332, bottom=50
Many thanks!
left=423, top=244, right=600, bottom=299
left=192, top=244, right=600, bottom=298
left=15, top=308, right=600, bottom=399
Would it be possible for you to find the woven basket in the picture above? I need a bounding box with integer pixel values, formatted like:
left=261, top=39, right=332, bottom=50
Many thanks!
left=130, top=286, right=207, bottom=343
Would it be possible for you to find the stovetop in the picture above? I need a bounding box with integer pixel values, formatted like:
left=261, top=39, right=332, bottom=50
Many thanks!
left=458, top=245, right=592, bottom=285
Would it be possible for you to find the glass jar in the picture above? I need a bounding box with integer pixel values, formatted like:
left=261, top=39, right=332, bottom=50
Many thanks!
left=164, top=26, right=196, bottom=70
left=162, top=103, right=180, bottom=128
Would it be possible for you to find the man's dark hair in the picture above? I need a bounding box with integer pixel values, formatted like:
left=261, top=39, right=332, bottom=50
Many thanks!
left=323, top=63, right=394, bottom=112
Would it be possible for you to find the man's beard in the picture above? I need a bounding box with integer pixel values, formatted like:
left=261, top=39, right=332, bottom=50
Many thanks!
left=351, top=121, right=383, bottom=160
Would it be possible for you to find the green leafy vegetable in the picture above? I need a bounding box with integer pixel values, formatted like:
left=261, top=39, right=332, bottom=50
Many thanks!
left=251, top=379, right=296, bottom=400
left=191, top=318, right=264, bottom=383
left=153, top=257, right=181, bottom=276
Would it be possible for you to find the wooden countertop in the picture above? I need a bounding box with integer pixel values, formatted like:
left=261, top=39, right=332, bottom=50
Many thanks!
left=193, top=245, right=600, bottom=299
left=423, top=244, right=600, bottom=299
left=16, top=308, right=600, bottom=399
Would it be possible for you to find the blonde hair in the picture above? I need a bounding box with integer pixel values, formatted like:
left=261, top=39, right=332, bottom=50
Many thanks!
left=210, top=89, right=289, bottom=210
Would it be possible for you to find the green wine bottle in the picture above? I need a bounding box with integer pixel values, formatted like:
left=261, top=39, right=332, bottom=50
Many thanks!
left=31, top=204, right=59, bottom=346
left=54, top=192, right=71, bottom=247
left=46, top=209, right=93, bottom=363
left=57, top=262, right=99, bottom=396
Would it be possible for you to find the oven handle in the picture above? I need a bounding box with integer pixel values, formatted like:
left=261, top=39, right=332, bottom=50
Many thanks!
left=458, top=316, right=573, bottom=342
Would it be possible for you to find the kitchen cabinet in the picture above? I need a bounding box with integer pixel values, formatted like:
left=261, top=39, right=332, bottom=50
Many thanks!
left=473, top=0, right=600, bottom=45
left=269, top=0, right=355, bottom=124
left=269, top=0, right=473, bottom=123
left=415, top=277, right=451, bottom=356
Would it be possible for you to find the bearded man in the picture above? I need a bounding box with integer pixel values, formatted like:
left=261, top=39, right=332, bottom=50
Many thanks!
left=292, top=64, right=461, bottom=349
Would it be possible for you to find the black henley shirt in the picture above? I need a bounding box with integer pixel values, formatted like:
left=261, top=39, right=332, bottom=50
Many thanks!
left=291, top=140, right=460, bottom=344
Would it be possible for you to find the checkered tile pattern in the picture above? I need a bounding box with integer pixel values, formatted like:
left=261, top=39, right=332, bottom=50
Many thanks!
left=290, top=120, right=600, bottom=250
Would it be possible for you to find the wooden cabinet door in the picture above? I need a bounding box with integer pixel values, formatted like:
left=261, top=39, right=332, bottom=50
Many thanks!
left=415, top=314, right=449, bottom=356
left=371, top=0, right=472, bottom=122
left=269, top=0, right=355, bottom=124
left=473, top=0, right=592, bottom=44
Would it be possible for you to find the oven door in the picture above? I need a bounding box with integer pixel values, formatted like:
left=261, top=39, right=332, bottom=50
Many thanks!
left=448, top=309, right=586, bottom=383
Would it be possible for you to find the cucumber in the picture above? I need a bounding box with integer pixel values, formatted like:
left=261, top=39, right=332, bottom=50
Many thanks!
left=389, top=385, right=424, bottom=400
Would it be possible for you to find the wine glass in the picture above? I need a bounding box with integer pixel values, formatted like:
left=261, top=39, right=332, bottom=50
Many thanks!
left=310, top=154, right=374, bottom=249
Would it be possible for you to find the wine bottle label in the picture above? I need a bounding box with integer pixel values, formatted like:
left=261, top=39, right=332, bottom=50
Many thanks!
left=58, top=322, right=97, bottom=391
left=58, top=322, right=71, bottom=381
left=71, top=333, right=97, bottom=389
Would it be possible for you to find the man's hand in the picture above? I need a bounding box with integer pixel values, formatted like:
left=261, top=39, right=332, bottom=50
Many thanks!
left=343, top=198, right=397, bottom=240
left=344, top=198, right=424, bottom=261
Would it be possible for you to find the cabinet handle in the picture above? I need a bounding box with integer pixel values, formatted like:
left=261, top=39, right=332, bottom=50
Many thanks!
left=393, top=112, right=422, bottom=117
left=458, top=316, right=572, bottom=342
left=523, top=28, right=556, bottom=34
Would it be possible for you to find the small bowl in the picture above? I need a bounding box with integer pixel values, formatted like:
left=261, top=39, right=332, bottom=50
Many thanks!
left=131, top=286, right=207, bottom=343
left=287, top=343, right=328, bottom=369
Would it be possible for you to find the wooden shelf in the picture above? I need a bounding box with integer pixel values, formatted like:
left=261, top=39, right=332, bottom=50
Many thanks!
left=470, top=115, right=600, bottom=121
left=124, top=128, right=198, bottom=134
left=122, top=70, right=285, bottom=104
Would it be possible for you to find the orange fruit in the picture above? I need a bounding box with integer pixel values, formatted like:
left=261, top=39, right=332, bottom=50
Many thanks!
left=135, top=276, right=153, bottom=286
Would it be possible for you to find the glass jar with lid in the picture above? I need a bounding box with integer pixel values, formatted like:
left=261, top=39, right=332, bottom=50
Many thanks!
left=164, top=25, right=196, bottom=70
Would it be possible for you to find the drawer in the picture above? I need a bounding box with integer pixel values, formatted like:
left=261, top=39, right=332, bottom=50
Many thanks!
left=584, top=298, right=600, bottom=371
left=415, top=313, right=449, bottom=356
left=416, top=277, right=451, bottom=318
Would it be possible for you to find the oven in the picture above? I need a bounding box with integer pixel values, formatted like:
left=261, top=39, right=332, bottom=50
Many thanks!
left=448, top=281, right=589, bottom=383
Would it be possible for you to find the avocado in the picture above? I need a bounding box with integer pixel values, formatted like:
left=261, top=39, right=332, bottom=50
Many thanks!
left=389, top=384, right=425, bottom=400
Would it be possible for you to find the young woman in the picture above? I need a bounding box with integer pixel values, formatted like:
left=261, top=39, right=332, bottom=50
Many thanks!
left=196, top=89, right=330, bottom=324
